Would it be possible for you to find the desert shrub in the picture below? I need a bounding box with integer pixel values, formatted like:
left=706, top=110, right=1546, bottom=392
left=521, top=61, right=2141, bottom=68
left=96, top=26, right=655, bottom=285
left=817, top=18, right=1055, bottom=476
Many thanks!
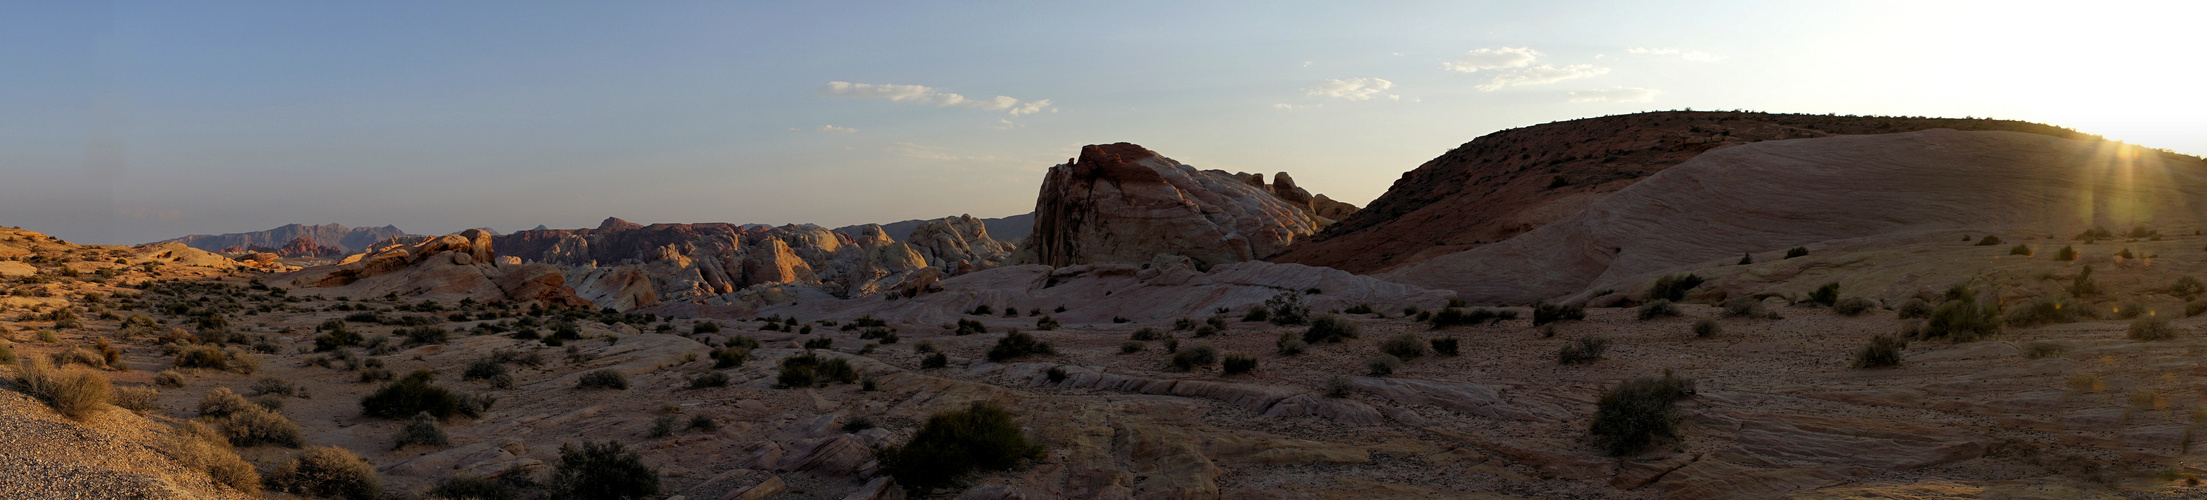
left=35, top=329, right=59, bottom=343
left=429, top=476, right=513, bottom=500
left=55, top=347, right=105, bottom=368
left=876, top=402, right=1041, bottom=493
left=400, top=326, right=450, bottom=345
left=1302, top=315, right=1360, bottom=343
left=1264, top=292, right=1310, bottom=325
left=710, top=347, right=750, bottom=369
left=198, top=387, right=257, bottom=418
left=1241, top=306, right=1269, bottom=322
left=691, top=321, right=722, bottom=334
left=1117, top=340, right=1144, bottom=354
left=2071, top=266, right=2101, bottom=297
left=545, top=441, right=658, bottom=499
left=175, top=345, right=230, bottom=370
left=1784, top=247, right=1809, bottom=259
left=1324, top=375, right=1355, bottom=398
left=1192, top=324, right=1220, bottom=338
left=2118, top=248, right=2136, bottom=259
left=803, top=337, right=833, bottom=350
left=1427, top=307, right=1503, bottom=328
left=778, top=354, right=858, bottom=388
left=1274, top=333, right=1306, bottom=356
left=212, top=406, right=303, bottom=447
left=360, top=370, right=489, bottom=419
left=394, top=412, right=448, bottom=449
left=648, top=414, right=678, bottom=438
left=1365, top=355, right=1402, bottom=376
left=2129, top=317, right=2180, bottom=341
left=1430, top=337, right=1460, bottom=356
left=1588, top=371, right=1696, bottom=456
left=1833, top=297, right=1876, bottom=316
left=921, top=352, right=949, bottom=369
left=463, top=359, right=510, bottom=385
left=1034, top=316, right=1060, bottom=331
left=2055, top=245, right=2078, bottom=261
left=1975, top=235, right=2004, bottom=246
left=112, top=385, right=159, bottom=412
left=251, top=377, right=298, bottom=398
left=1129, top=327, right=1166, bottom=341
left=1172, top=318, right=1196, bottom=331
left=15, top=358, right=110, bottom=419
left=987, top=330, right=1056, bottom=362
left=1379, top=332, right=1427, bottom=359
left=1692, top=318, right=1721, bottom=338
left=313, top=328, right=362, bottom=352
left=1171, top=344, right=1219, bottom=371
left=1637, top=300, right=1680, bottom=321
left=271, top=446, right=381, bottom=500
left=577, top=369, right=629, bottom=390
left=1531, top=302, right=1585, bottom=326
left=1557, top=337, right=1611, bottom=365
left=689, top=414, right=719, bottom=432
left=2024, top=342, right=2067, bottom=359
left=2004, top=298, right=2079, bottom=327
left=159, top=421, right=261, bottom=494
left=842, top=416, right=877, bottom=433
left=1221, top=354, right=1257, bottom=375
left=1921, top=296, right=1999, bottom=342
left=2008, top=244, right=2033, bottom=256
left=1808, top=282, right=1840, bottom=307
left=679, top=370, right=727, bottom=389
left=1648, top=273, right=1703, bottom=302
left=953, top=318, right=987, bottom=336
left=1852, top=335, right=1905, bottom=368
left=2172, top=276, right=2207, bottom=301
left=1896, top=299, right=1933, bottom=319
left=2188, top=300, right=2207, bottom=318
left=357, top=368, right=394, bottom=383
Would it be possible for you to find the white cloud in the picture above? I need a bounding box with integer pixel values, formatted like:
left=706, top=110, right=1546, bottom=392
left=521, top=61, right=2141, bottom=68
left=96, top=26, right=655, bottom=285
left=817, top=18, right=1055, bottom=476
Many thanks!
left=1306, top=78, right=1395, bottom=101
left=1441, top=47, right=1540, bottom=73
left=1476, top=64, right=1609, bottom=91
left=1301, top=61, right=1313, bottom=68
left=1272, top=103, right=1309, bottom=111
left=817, top=125, right=857, bottom=133
left=818, top=81, right=1055, bottom=115
left=1567, top=87, right=1661, bottom=103
left=1391, top=52, right=1405, bottom=57
left=1628, top=47, right=1723, bottom=62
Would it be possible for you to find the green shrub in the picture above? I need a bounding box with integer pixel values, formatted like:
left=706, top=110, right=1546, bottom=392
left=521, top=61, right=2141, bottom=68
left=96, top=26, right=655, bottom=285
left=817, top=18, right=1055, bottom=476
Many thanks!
left=313, top=328, right=362, bottom=352
left=1896, top=298, right=1933, bottom=319
left=1784, top=247, right=1809, bottom=259
left=1325, top=375, right=1355, bottom=398
left=400, top=326, right=450, bottom=345
left=1557, top=336, right=1610, bottom=365
left=921, top=352, right=948, bottom=369
left=2174, top=277, right=2207, bottom=301
left=1637, top=300, right=1680, bottom=320
left=1264, top=292, right=1309, bottom=325
left=842, top=416, right=877, bottom=433
left=360, top=370, right=490, bottom=419
left=2070, top=266, right=2101, bottom=297
left=778, top=354, right=858, bottom=388
left=577, top=369, right=628, bottom=390
left=1129, top=327, right=1167, bottom=341
left=394, top=411, right=448, bottom=449
left=1302, top=315, right=1360, bottom=343
left=986, top=330, right=1056, bottom=362
left=2129, top=317, right=2179, bottom=341
left=1241, top=306, right=1269, bottom=322
left=1034, top=316, right=1060, bottom=331
left=648, top=414, right=678, bottom=438
left=1852, top=335, right=1905, bottom=368
left=545, top=440, right=659, bottom=500
left=1588, top=371, right=1695, bottom=456
left=1379, top=332, right=1426, bottom=360
left=1221, top=354, right=1257, bottom=375
left=1429, top=307, right=1511, bottom=328
left=709, top=347, right=750, bottom=368
left=1532, top=302, right=1585, bottom=326
left=954, top=318, right=987, bottom=336
left=1691, top=318, right=1720, bottom=338
left=1921, top=296, right=1999, bottom=342
left=1808, top=282, right=1840, bottom=307
left=1648, top=273, right=1704, bottom=302
left=2009, top=244, right=2032, bottom=256
left=1119, top=341, right=1144, bottom=354
left=803, top=337, right=833, bottom=350
left=16, top=358, right=110, bottom=419
left=271, top=446, right=380, bottom=500
left=688, top=371, right=729, bottom=389
left=877, top=402, right=1041, bottom=493
left=2055, top=245, right=2077, bottom=261
left=1975, top=235, right=2004, bottom=246
left=1430, top=337, right=1460, bottom=356
left=1274, top=333, right=1306, bottom=356
left=429, top=476, right=513, bottom=500
left=1365, top=355, right=1402, bottom=376
left=1833, top=297, right=1876, bottom=316
left=689, top=415, right=719, bottom=432
left=2005, top=297, right=2079, bottom=327
left=1171, top=344, right=1218, bottom=371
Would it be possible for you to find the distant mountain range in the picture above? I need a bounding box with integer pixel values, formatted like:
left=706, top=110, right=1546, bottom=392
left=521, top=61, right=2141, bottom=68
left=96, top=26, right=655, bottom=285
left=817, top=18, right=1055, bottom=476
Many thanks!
left=153, top=224, right=417, bottom=254
left=841, top=213, right=1033, bottom=243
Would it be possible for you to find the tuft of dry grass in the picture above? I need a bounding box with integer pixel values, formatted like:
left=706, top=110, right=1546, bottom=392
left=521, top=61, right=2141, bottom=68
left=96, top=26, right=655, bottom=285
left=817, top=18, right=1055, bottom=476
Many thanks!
left=15, top=357, right=111, bottom=419
left=157, top=421, right=261, bottom=494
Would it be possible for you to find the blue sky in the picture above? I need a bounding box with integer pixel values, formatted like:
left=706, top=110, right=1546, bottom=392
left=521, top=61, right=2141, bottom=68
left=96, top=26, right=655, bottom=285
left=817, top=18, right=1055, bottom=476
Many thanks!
left=5, top=0, right=2203, bottom=245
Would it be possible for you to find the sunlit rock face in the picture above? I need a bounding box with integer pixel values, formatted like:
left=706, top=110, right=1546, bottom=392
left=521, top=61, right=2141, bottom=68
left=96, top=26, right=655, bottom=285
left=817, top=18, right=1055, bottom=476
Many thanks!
left=1379, top=129, right=2207, bottom=304
left=1018, top=142, right=1355, bottom=269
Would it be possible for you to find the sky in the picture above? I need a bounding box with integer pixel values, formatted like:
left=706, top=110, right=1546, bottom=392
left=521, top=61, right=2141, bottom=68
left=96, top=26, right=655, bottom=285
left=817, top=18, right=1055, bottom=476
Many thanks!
left=4, top=0, right=2204, bottom=245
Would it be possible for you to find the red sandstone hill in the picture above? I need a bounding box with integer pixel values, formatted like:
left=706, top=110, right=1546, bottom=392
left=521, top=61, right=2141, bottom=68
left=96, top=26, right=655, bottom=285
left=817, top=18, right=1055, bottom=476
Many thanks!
left=1268, top=111, right=2105, bottom=274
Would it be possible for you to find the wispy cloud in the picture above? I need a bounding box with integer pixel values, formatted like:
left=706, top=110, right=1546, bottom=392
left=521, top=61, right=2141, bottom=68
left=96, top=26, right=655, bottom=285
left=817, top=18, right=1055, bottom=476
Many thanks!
left=1568, top=87, right=1661, bottom=103
left=1476, top=65, right=1608, bottom=91
left=818, top=82, right=1055, bottom=115
left=1273, top=103, right=1313, bottom=111
left=1306, top=78, right=1395, bottom=101
left=1628, top=47, right=1723, bottom=62
left=817, top=125, right=856, bottom=133
left=1441, top=47, right=1539, bottom=73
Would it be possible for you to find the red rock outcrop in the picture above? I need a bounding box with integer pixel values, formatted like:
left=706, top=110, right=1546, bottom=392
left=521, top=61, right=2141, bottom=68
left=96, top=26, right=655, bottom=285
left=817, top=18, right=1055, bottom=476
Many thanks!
left=1018, top=143, right=1355, bottom=268
left=271, top=236, right=343, bottom=258
left=1269, top=111, right=2105, bottom=274
left=283, top=228, right=590, bottom=307
left=1377, top=129, right=2207, bottom=304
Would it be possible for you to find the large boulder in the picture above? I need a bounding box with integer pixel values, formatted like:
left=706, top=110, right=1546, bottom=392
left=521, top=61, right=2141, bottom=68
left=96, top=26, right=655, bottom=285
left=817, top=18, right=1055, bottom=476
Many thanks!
left=1017, top=143, right=1352, bottom=269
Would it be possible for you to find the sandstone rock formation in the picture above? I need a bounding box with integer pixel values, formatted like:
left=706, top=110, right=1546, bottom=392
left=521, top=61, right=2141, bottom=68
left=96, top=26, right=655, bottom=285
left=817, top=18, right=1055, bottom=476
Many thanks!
left=1017, top=143, right=1356, bottom=269
left=155, top=223, right=412, bottom=254
left=836, top=212, right=1034, bottom=246
left=1271, top=111, right=2107, bottom=274
left=283, top=228, right=590, bottom=306
left=268, top=237, right=343, bottom=258
left=1377, top=129, right=2207, bottom=304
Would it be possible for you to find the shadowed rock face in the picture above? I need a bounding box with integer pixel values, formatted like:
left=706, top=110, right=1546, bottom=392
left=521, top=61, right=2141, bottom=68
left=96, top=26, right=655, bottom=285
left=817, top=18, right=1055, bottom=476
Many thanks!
left=1271, top=111, right=2106, bottom=274
left=156, top=223, right=412, bottom=254
left=1019, top=143, right=1355, bottom=269
left=1378, top=129, right=2207, bottom=304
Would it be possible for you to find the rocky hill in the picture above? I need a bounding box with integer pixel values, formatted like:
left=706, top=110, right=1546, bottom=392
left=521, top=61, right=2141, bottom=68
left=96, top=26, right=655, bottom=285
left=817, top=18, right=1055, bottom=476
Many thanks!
left=1270, top=111, right=2104, bottom=274
left=838, top=212, right=1035, bottom=246
left=1378, top=128, right=2207, bottom=305
left=1017, top=142, right=1357, bottom=269
left=156, top=224, right=413, bottom=255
